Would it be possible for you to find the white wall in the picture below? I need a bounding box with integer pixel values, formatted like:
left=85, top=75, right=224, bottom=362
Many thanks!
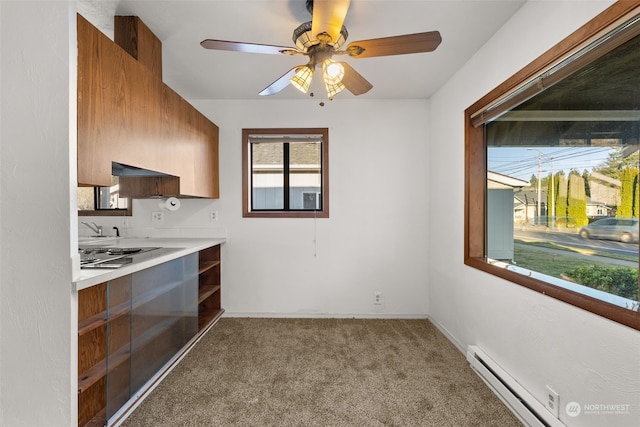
left=198, top=99, right=431, bottom=317
left=428, top=2, right=640, bottom=427
left=0, top=1, right=76, bottom=426
left=84, top=99, right=431, bottom=317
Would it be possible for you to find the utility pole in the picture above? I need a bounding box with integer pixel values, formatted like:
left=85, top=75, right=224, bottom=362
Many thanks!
left=530, top=149, right=542, bottom=223
left=550, top=157, right=555, bottom=228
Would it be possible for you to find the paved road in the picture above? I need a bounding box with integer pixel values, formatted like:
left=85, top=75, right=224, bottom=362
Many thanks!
left=514, top=228, right=639, bottom=259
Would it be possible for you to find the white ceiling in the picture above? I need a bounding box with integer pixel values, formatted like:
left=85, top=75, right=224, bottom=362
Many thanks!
left=78, top=0, right=526, bottom=101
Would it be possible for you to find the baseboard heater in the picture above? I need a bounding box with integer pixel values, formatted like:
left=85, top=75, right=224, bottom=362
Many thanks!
left=466, top=346, right=565, bottom=427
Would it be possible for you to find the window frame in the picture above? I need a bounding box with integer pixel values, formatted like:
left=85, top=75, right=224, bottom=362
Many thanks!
left=242, top=128, right=329, bottom=218
left=464, top=2, right=640, bottom=331
left=78, top=185, right=132, bottom=216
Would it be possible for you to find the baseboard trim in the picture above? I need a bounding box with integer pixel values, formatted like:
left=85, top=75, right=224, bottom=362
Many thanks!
left=222, top=312, right=429, bottom=319
left=425, top=315, right=466, bottom=354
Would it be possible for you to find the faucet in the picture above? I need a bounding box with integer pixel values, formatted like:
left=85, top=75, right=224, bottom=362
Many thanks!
left=82, top=221, right=103, bottom=237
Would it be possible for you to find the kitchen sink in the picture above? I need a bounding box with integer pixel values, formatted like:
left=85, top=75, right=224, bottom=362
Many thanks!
left=78, top=236, right=119, bottom=245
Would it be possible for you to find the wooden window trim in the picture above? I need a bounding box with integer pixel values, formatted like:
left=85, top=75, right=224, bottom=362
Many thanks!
left=242, top=128, right=329, bottom=218
left=78, top=207, right=132, bottom=217
left=464, top=1, right=640, bottom=331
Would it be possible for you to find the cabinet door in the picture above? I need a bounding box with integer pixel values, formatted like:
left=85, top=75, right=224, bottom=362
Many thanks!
left=77, top=274, right=132, bottom=427
left=130, top=254, right=198, bottom=393
left=106, top=275, right=133, bottom=421
left=79, top=254, right=199, bottom=426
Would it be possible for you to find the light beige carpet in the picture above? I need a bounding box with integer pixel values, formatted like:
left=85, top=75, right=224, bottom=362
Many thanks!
left=121, top=318, right=522, bottom=426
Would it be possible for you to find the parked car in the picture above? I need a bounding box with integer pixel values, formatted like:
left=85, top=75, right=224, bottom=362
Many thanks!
left=578, top=217, right=639, bottom=243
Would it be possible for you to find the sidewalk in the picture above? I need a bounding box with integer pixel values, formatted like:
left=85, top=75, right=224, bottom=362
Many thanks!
left=514, top=242, right=637, bottom=268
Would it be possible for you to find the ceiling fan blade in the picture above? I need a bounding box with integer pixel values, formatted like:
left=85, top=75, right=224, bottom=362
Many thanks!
left=201, top=39, right=293, bottom=55
left=339, top=62, right=372, bottom=96
left=258, top=67, right=299, bottom=96
left=311, top=0, right=351, bottom=44
left=346, top=31, right=442, bottom=58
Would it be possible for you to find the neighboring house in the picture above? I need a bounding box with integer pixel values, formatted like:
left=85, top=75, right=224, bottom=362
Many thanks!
left=513, top=188, right=546, bottom=224
left=515, top=188, right=612, bottom=224
left=586, top=198, right=612, bottom=219
left=487, top=171, right=528, bottom=261
left=251, top=140, right=322, bottom=210
left=589, top=171, right=621, bottom=207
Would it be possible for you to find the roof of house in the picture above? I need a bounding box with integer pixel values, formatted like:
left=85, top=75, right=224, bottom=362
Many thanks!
left=488, top=171, right=529, bottom=189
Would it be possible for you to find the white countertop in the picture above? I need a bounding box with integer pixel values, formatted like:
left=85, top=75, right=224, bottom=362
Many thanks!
left=73, top=237, right=226, bottom=291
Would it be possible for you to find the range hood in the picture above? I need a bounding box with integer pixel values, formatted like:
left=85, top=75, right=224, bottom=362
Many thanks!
left=112, top=162, right=180, bottom=198
left=112, top=162, right=172, bottom=177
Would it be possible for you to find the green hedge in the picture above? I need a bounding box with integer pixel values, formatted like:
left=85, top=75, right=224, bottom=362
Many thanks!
left=567, top=265, right=638, bottom=300
left=617, top=167, right=637, bottom=218
left=567, top=173, right=588, bottom=227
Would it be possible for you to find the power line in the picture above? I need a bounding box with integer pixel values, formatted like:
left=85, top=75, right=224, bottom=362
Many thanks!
left=489, top=147, right=613, bottom=178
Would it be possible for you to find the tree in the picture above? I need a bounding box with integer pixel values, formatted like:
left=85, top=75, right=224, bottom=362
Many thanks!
left=529, top=174, right=538, bottom=189
left=568, top=172, right=588, bottom=227
left=555, top=172, right=568, bottom=221
left=617, top=167, right=638, bottom=218
left=635, top=173, right=639, bottom=217
left=546, top=172, right=555, bottom=222
left=594, top=148, right=640, bottom=180
left=582, top=169, right=591, bottom=197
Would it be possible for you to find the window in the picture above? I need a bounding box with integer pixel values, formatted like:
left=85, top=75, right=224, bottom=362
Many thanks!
left=242, top=128, right=329, bottom=218
left=465, top=3, right=640, bottom=330
left=78, top=175, right=131, bottom=216
left=78, top=162, right=177, bottom=216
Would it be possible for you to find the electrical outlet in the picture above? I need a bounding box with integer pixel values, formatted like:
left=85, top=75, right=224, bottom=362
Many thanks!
left=210, top=211, right=218, bottom=221
left=374, top=291, right=383, bottom=305
left=151, top=211, right=164, bottom=222
left=546, top=385, right=560, bottom=418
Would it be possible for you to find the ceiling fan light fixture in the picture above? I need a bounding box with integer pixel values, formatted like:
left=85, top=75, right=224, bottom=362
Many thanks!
left=325, top=81, right=345, bottom=100
left=293, top=21, right=315, bottom=50
left=332, top=26, right=348, bottom=49
left=293, top=21, right=349, bottom=50
left=322, top=59, right=345, bottom=85
left=291, top=65, right=314, bottom=93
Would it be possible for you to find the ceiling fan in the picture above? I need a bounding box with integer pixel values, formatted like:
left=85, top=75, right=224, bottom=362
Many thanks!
left=200, top=0, right=442, bottom=100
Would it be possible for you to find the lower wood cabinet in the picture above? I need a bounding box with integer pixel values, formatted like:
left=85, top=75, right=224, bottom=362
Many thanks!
left=77, top=245, right=223, bottom=427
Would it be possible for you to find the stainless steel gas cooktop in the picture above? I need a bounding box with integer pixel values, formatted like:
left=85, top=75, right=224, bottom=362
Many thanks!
left=79, top=246, right=173, bottom=269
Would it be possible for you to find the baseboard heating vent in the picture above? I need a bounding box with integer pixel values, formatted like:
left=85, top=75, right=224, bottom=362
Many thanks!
left=467, top=346, right=565, bottom=427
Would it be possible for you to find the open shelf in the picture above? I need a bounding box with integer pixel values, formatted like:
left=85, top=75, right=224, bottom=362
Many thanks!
left=81, top=408, right=106, bottom=427
left=198, top=284, right=221, bottom=305
left=198, top=245, right=221, bottom=332
left=199, top=260, right=220, bottom=275
left=198, top=308, right=224, bottom=331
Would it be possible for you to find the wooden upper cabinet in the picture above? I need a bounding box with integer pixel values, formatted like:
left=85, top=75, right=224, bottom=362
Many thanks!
left=77, top=14, right=219, bottom=198
left=114, top=16, right=162, bottom=79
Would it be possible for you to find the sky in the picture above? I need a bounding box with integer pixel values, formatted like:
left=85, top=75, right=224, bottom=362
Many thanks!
left=488, top=146, right=616, bottom=183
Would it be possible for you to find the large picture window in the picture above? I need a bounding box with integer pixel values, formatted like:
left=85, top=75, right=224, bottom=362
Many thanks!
left=242, top=128, right=329, bottom=218
left=465, top=3, right=640, bottom=330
